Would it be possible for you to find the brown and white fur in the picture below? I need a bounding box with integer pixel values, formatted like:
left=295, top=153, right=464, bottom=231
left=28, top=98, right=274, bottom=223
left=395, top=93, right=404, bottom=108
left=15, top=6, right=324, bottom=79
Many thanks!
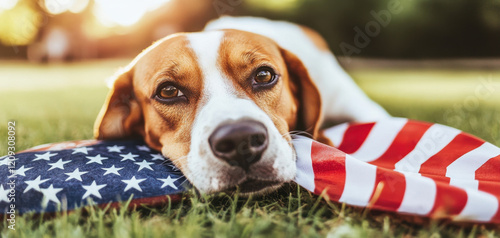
left=94, top=16, right=390, bottom=195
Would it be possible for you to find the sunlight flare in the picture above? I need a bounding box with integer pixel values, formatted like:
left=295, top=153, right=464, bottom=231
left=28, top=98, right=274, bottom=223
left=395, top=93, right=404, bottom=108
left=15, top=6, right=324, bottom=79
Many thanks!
left=93, top=0, right=170, bottom=27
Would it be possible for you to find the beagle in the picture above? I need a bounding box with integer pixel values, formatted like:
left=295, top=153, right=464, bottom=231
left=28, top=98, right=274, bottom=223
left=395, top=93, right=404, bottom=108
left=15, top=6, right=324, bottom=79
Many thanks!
left=94, top=16, right=389, bottom=195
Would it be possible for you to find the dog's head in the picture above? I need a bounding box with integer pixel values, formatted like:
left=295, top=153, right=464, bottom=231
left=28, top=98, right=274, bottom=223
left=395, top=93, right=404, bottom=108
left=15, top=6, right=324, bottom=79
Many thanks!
left=94, top=29, right=322, bottom=195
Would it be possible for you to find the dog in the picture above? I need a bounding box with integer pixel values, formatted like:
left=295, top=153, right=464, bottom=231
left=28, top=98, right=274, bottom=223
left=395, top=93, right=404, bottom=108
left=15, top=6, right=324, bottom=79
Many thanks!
left=94, top=16, right=390, bottom=195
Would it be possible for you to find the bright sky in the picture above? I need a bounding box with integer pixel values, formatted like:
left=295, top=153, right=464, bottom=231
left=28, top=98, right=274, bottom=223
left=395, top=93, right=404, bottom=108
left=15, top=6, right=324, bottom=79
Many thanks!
left=0, top=0, right=18, bottom=12
left=43, top=0, right=170, bottom=26
left=44, top=0, right=89, bottom=14
left=93, top=0, right=170, bottom=27
left=0, top=0, right=172, bottom=46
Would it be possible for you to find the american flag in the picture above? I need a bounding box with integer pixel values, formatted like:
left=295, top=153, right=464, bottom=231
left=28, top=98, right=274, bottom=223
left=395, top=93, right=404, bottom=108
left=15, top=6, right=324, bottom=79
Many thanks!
left=0, top=140, right=188, bottom=214
left=294, top=117, right=500, bottom=224
left=1, top=118, right=499, bottom=224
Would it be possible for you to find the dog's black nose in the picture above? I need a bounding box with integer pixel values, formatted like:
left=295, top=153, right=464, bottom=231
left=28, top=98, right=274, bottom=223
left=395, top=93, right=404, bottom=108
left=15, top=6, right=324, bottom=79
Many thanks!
left=209, top=120, right=268, bottom=170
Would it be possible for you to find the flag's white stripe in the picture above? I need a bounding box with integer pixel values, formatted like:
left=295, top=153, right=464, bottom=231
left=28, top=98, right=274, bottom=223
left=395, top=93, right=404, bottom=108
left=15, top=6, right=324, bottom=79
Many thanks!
left=395, top=124, right=461, bottom=173
left=455, top=188, right=499, bottom=222
left=446, top=142, right=500, bottom=181
left=339, top=155, right=377, bottom=206
left=398, top=173, right=436, bottom=215
left=292, top=137, right=315, bottom=192
left=350, top=118, right=408, bottom=162
left=449, top=178, right=479, bottom=190
left=323, top=122, right=349, bottom=147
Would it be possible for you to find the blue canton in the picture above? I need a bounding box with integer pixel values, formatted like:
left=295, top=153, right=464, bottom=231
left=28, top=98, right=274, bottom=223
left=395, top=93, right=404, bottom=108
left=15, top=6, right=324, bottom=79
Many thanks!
left=0, top=140, right=189, bottom=214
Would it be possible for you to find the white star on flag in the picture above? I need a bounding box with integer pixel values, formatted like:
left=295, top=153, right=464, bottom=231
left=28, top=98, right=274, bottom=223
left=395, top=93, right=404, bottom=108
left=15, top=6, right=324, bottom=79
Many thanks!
left=86, top=154, right=108, bottom=165
left=48, top=159, right=71, bottom=171
left=72, top=147, right=93, bottom=154
left=120, top=152, right=139, bottom=161
left=122, top=176, right=146, bottom=192
left=13, top=165, right=32, bottom=177
left=158, top=176, right=179, bottom=189
left=102, top=165, right=123, bottom=176
left=0, top=185, right=10, bottom=203
left=0, top=155, right=17, bottom=164
left=82, top=181, right=106, bottom=199
left=107, top=145, right=125, bottom=153
left=40, top=185, right=63, bottom=206
left=134, top=160, right=154, bottom=171
left=136, top=145, right=151, bottom=152
left=65, top=168, right=88, bottom=181
left=151, top=154, right=165, bottom=161
left=24, top=175, right=50, bottom=193
left=0, top=157, right=11, bottom=166
left=33, top=152, right=58, bottom=161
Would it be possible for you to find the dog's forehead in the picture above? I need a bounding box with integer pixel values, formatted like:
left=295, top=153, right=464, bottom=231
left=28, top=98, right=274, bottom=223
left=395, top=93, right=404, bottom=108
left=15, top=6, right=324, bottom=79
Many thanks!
left=186, top=31, right=225, bottom=76
left=186, top=30, right=283, bottom=88
left=185, top=29, right=282, bottom=66
left=135, top=34, right=194, bottom=73
left=135, top=30, right=281, bottom=75
left=220, top=29, right=281, bottom=50
left=131, top=33, right=204, bottom=93
left=186, top=30, right=237, bottom=101
left=217, top=30, right=285, bottom=81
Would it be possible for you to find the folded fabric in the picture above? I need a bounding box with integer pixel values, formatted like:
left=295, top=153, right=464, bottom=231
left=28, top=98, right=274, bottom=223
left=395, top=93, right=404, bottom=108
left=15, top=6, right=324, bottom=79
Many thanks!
left=1, top=118, right=499, bottom=224
left=294, top=117, right=500, bottom=223
left=0, top=140, right=188, bottom=214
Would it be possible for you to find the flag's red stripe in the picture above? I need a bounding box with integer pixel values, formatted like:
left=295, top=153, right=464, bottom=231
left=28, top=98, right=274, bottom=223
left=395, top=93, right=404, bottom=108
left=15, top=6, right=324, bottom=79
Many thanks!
left=313, top=120, right=500, bottom=223
left=494, top=208, right=500, bottom=224
left=21, top=140, right=99, bottom=152
left=422, top=174, right=451, bottom=184
left=478, top=181, right=500, bottom=201
left=311, top=141, right=346, bottom=201
left=369, top=168, right=406, bottom=211
left=429, top=181, right=468, bottom=219
left=475, top=155, right=500, bottom=182
left=418, top=133, right=484, bottom=177
left=337, top=123, right=375, bottom=154
left=370, top=121, right=432, bottom=169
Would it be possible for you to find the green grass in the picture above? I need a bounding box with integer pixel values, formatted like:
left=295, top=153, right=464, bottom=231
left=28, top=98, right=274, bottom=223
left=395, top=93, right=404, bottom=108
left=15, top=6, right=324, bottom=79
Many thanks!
left=1, top=61, right=500, bottom=237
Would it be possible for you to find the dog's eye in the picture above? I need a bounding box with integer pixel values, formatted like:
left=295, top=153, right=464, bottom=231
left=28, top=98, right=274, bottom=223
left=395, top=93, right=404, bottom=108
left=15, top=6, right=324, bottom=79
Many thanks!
left=155, top=85, right=186, bottom=103
left=254, top=69, right=273, bottom=84
left=252, top=67, right=278, bottom=89
left=159, top=85, right=182, bottom=98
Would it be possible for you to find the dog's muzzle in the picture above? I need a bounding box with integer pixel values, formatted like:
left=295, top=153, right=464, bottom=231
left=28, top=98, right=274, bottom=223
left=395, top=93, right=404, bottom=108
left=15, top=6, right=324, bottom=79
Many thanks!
left=208, top=120, right=268, bottom=171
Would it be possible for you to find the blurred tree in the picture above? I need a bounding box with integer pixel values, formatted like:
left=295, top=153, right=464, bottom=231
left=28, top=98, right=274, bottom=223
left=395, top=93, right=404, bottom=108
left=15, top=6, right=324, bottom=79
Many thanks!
left=0, top=0, right=42, bottom=50
left=1, top=0, right=500, bottom=59
left=237, top=0, right=500, bottom=58
left=480, top=0, right=500, bottom=30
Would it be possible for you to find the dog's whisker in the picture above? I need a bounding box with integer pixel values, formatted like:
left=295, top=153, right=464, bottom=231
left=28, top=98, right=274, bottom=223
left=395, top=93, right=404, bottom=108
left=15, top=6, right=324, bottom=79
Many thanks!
left=280, top=130, right=314, bottom=141
left=161, top=155, right=188, bottom=170
left=288, top=130, right=314, bottom=138
left=165, top=155, right=188, bottom=162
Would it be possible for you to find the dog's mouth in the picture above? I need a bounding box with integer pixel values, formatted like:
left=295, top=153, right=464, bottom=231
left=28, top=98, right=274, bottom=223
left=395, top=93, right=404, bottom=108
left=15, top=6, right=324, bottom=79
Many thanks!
left=223, top=179, right=283, bottom=196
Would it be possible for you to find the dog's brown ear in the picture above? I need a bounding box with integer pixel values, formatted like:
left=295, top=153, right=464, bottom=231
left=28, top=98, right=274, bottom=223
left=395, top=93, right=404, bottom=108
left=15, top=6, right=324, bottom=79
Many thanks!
left=94, top=68, right=144, bottom=140
left=280, top=48, right=323, bottom=140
